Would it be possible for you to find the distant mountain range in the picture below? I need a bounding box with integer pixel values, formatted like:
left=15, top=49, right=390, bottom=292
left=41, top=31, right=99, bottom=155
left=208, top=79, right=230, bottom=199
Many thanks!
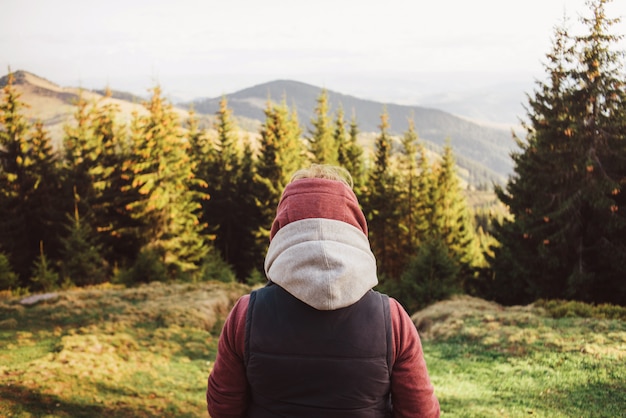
left=1, top=70, right=518, bottom=185
left=187, top=80, right=517, bottom=183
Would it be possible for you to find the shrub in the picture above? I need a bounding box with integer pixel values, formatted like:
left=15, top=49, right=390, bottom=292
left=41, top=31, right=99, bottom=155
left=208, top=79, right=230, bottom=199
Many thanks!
left=536, top=299, right=626, bottom=321
left=120, top=248, right=169, bottom=285
left=392, top=238, right=462, bottom=312
left=30, top=245, right=60, bottom=292
left=196, top=250, right=236, bottom=283
left=0, top=253, right=18, bottom=290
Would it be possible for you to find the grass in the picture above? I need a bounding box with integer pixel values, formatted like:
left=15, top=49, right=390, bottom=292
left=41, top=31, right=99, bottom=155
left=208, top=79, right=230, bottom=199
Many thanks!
left=414, top=296, right=626, bottom=417
left=0, top=281, right=249, bottom=418
left=1, top=285, right=625, bottom=417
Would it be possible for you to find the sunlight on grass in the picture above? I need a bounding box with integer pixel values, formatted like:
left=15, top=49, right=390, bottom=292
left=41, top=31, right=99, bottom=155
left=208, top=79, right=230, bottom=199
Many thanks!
left=416, top=295, right=626, bottom=417
left=0, top=281, right=248, bottom=418
left=1, top=287, right=624, bottom=417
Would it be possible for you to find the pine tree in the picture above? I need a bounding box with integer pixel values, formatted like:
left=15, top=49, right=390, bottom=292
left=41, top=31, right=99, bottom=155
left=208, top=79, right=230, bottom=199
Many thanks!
left=123, top=87, right=206, bottom=279
left=185, top=107, right=211, bottom=235
left=493, top=0, right=626, bottom=305
left=397, top=237, right=461, bottom=312
left=345, top=112, right=366, bottom=190
left=396, top=118, right=422, bottom=265
left=30, top=241, right=60, bottom=292
left=307, top=89, right=338, bottom=165
left=59, top=198, right=107, bottom=286
left=62, top=89, right=130, bottom=272
left=0, top=72, right=63, bottom=283
left=364, top=108, right=403, bottom=279
left=0, top=252, right=18, bottom=290
left=255, top=98, right=306, bottom=240
left=89, top=89, right=130, bottom=267
left=63, top=92, right=97, bottom=220
left=430, top=144, right=482, bottom=285
left=201, top=97, right=263, bottom=280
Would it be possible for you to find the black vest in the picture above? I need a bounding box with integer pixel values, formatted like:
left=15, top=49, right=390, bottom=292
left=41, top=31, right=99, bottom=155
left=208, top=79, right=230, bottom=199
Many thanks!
left=245, top=283, right=392, bottom=417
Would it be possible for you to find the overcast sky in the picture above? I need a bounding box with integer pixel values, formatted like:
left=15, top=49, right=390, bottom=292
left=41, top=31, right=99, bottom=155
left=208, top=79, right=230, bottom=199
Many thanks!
left=1, top=0, right=624, bottom=102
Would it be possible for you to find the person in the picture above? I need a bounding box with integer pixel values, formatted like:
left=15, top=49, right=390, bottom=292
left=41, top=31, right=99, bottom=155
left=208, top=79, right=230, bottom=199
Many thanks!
left=207, top=164, right=440, bottom=417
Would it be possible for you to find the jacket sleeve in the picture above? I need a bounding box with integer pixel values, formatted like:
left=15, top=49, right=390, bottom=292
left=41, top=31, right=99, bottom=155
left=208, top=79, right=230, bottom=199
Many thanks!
left=389, top=298, right=440, bottom=418
left=207, top=295, right=250, bottom=418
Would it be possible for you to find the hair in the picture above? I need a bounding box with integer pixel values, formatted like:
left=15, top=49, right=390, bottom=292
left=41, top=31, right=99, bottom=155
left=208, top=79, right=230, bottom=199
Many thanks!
left=289, top=164, right=354, bottom=188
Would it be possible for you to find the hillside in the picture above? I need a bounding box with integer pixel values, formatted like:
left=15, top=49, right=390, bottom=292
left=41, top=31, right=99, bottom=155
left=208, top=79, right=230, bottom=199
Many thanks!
left=188, top=80, right=517, bottom=182
left=0, top=71, right=190, bottom=148
left=0, top=283, right=624, bottom=417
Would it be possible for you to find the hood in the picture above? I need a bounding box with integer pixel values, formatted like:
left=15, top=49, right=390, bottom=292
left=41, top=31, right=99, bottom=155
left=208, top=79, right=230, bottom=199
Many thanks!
left=264, top=218, right=378, bottom=311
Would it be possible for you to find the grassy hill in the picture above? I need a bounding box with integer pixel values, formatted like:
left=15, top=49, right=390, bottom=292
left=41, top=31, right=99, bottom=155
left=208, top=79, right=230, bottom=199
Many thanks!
left=1, top=283, right=624, bottom=417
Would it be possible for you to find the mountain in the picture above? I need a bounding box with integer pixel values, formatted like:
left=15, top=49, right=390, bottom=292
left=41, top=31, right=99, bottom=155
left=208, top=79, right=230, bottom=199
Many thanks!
left=187, top=80, right=516, bottom=183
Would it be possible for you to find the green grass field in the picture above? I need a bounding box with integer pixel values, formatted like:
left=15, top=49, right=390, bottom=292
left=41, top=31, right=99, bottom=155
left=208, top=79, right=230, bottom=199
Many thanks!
left=1, top=283, right=624, bottom=417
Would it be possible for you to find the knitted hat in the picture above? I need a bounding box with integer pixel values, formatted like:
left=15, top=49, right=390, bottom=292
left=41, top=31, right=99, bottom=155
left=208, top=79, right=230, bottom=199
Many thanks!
left=269, top=178, right=368, bottom=240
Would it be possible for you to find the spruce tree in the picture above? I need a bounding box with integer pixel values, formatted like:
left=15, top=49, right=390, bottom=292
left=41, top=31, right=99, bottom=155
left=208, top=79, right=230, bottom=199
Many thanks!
left=201, top=97, right=262, bottom=280
left=397, top=118, right=422, bottom=265
left=493, top=0, right=626, bottom=304
left=0, top=252, right=18, bottom=290
left=123, top=87, right=206, bottom=279
left=307, top=89, right=338, bottom=165
left=0, top=72, right=63, bottom=284
left=62, top=90, right=130, bottom=272
left=364, top=108, right=403, bottom=279
left=255, top=98, right=306, bottom=240
left=59, top=199, right=107, bottom=286
left=345, top=112, right=366, bottom=190
left=430, top=144, right=482, bottom=286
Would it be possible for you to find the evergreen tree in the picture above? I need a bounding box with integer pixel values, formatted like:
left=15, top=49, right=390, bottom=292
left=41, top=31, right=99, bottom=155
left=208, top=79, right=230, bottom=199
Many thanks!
left=493, top=0, right=626, bottom=305
left=63, top=92, right=98, bottom=220
left=397, top=237, right=461, bottom=312
left=430, top=144, right=482, bottom=286
left=334, top=105, right=348, bottom=165
left=123, top=87, right=206, bottom=279
left=88, top=90, right=131, bottom=267
left=364, top=108, right=403, bottom=279
left=0, top=72, right=63, bottom=283
left=62, top=89, right=129, bottom=272
left=307, top=89, right=338, bottom=165
left=59, top=199, right=107, bottom=286
left=185, top=107, right=212, bottom=235
left=0, top=252, right=18, bottom=290
left=396, top=118, right=424, bottom=267
left=30, top=241, right=60, bottom=292
left=201, top=97, right=262, bottom=280
left=345, top=112, right=366, bottom=190
left=255, top=98, right=306, bottom=241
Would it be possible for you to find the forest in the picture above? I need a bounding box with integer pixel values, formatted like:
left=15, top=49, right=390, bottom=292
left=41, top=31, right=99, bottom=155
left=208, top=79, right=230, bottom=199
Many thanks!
left=0, top=0, right=625, bottom=308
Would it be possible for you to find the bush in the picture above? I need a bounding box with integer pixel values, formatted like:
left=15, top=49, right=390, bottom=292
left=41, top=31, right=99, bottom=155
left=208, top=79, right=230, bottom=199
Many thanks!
left=0, top=253, right=18, bottom=290
left=536, top=299, right=626, bottom=321
left=120, top=248, right=169, bottom=285
left=245, top=269, right=267, bottom=286
left=30, top=247, right=60, bottom=292
left=392, top=238, right=462, bottom=313
left=196, top=250, right=236, bottom=283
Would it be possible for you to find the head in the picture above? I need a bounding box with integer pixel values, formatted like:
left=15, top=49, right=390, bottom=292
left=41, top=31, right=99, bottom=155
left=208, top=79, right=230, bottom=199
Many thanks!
left=269, top=164, right=367, bottom=240
left=289, top=164, right=354, bottom=188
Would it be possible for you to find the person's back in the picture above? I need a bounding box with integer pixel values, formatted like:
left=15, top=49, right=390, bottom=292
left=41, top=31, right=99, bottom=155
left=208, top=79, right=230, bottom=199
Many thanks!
left=207, top=164, right=440, bottom=417
left=246, top=284, right=391, bottom=417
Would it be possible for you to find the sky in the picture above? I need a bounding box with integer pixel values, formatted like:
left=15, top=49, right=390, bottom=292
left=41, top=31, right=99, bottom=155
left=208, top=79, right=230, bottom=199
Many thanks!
left=1, top=0, right=625, bottom=104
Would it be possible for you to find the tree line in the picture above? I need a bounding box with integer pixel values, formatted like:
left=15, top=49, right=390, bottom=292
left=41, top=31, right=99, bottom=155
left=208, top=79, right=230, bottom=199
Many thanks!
left=0, top=71, right=489, bottom=307
left=1, top=0, right=624, bottom=307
